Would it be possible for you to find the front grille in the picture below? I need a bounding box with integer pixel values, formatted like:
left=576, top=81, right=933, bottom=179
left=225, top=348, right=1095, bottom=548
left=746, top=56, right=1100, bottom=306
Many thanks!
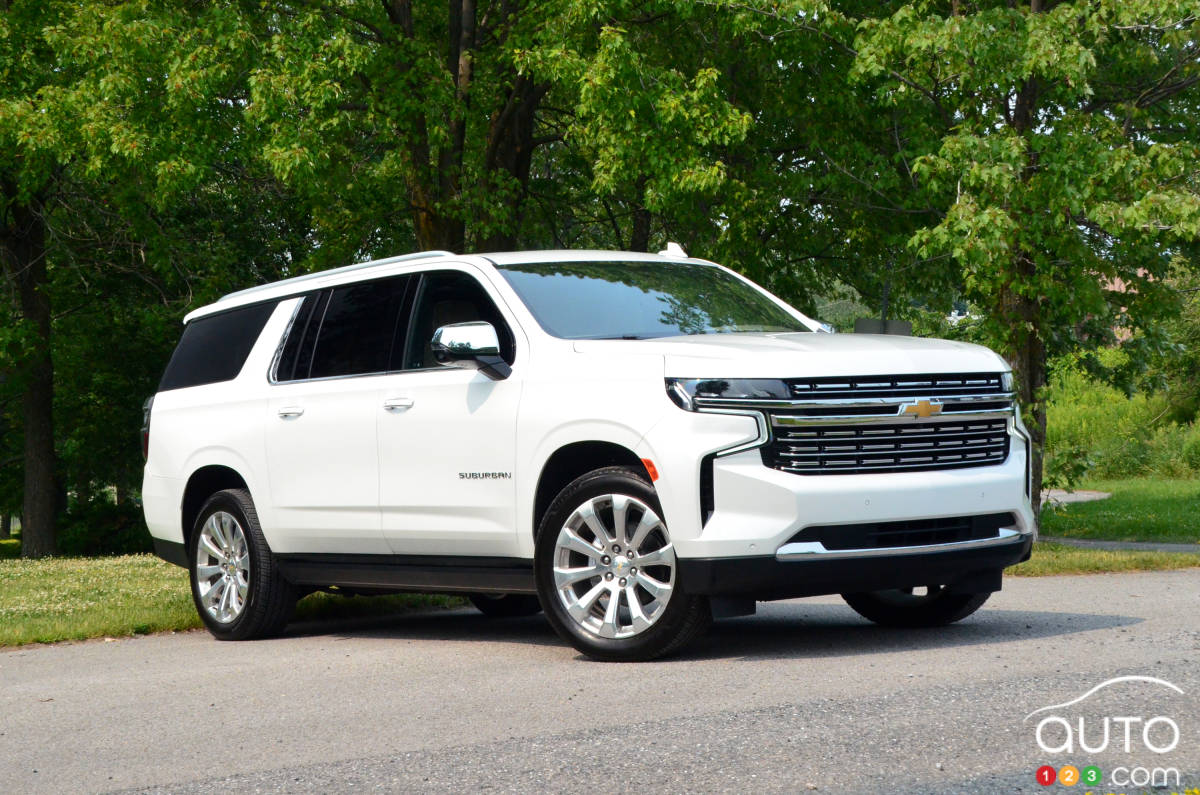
left=786, top=372, right=1005, bottom=401
left=764, top=418, right=1010, bottom=475
left=787, top=512, right=1015, bottom=550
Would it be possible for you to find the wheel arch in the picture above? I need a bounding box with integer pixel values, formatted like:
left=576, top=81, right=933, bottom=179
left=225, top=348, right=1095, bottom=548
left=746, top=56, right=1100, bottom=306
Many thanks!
left=532, top=441, right=651, bottom=539
left=180, top=465, right=250, bottom=550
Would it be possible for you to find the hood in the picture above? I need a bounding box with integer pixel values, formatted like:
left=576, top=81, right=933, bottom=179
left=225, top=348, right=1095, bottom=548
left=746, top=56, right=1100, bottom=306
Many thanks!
left=572, top=332, right=1009, bottom=378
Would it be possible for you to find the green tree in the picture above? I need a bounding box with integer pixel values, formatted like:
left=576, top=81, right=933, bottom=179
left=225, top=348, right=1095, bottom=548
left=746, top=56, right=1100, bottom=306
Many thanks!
left=854, top=0, right=1200, bottom=506
left=715, top=1, right=1200, bottom=506
left=1, top=0, right=315, bottom=555
left=1, top=0, right=78, bottom=557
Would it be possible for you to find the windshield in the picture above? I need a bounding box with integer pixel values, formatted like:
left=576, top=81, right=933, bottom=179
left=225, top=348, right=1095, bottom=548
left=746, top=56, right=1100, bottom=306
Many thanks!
left=495, top=261, right=810, bottom=340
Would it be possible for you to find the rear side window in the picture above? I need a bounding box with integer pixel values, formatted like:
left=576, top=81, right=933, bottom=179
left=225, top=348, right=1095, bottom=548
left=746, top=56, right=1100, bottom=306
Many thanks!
left=308, top=277, right=408, bottom=379
left=158, top=301, right=278, bottom=391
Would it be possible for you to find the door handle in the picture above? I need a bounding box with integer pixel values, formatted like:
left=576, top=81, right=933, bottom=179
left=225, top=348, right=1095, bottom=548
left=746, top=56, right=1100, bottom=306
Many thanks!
left=277, top=406, right=305, bottom=418
left=383, top=397, right=414, bottom=412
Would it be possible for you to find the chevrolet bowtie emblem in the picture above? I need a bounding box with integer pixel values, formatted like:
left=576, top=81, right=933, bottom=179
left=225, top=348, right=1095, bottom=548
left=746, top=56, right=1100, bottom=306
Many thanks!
left=899, top=399, right=943, bottom=418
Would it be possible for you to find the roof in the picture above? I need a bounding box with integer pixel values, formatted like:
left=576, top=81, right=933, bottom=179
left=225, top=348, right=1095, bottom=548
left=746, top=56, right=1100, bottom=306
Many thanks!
left=182, top=247, right=708, bottom=323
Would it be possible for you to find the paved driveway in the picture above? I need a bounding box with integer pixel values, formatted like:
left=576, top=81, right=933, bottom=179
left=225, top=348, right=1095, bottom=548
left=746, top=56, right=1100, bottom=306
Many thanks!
left=1, top=570, right=1197, bottom=793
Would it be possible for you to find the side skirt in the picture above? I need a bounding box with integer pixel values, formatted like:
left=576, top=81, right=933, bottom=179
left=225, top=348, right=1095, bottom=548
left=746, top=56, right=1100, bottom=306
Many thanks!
left=275, top=553, right=536, bottom=595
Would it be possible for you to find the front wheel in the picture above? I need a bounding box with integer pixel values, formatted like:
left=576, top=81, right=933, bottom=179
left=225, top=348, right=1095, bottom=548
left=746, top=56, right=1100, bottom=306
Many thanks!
left=189, top=489, right=296, bottom=640
left=841, top=586, right=992, bottom=628
left=535, top=466, right=710, bottom=661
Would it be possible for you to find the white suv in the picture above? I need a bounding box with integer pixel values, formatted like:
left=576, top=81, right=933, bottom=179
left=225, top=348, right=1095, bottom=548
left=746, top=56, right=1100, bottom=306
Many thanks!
left=142, top=248, right=1035, bottom=661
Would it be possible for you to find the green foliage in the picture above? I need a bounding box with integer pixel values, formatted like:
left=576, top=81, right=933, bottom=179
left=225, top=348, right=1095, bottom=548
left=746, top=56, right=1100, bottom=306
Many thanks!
left=1184, top=426, right=1200, bottom=472
left=57, top=500, right=151, bottom=557
left=0, top=538, right=18, bottom=560
left=1046, top=353, right=1200, bottom=481
left=1146, top=269, right=1200, bottom=423
left=4, top=0, right=1200, bottom=553
left=1042, top=443, right=1094, bottom=493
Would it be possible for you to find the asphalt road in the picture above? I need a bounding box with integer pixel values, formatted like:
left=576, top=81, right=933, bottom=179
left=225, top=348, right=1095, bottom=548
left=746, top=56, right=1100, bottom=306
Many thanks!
left=2, top=570, right=1198, bottom=794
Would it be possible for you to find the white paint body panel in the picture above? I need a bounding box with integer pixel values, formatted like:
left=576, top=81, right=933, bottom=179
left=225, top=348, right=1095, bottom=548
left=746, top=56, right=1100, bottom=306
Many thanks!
left=377, top=367, right=522, bottom=556
left=144, top=249, right=1033, bottom=580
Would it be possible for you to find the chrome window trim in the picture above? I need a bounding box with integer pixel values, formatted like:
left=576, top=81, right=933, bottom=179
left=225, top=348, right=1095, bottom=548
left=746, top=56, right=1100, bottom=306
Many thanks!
left=266, top=269, right=521, bottom=387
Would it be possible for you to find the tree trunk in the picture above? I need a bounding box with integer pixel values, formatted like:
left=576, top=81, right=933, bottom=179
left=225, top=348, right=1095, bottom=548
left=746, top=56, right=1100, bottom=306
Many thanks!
left=1001, top=252, right=1047, bottom=518
left=1008, top=45, right=1045, bottom=517
left=478, top=76, right=548, bottom=252
left=0, top=513, right=10, bottom=540
left=1, top=200, right=58, bottom=558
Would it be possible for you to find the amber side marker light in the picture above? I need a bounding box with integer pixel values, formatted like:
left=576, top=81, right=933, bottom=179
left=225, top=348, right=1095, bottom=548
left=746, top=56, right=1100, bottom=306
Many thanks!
left=641, top=458, right=659, bottom=482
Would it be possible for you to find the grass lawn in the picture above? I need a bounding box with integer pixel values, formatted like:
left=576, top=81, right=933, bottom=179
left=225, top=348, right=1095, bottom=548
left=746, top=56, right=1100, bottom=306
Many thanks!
left=1010, top=542, right=1200, bottom=576
left=6, top=481, right=1200, bottom=648
left=1041, top=477, right=1200, bottom=544
left=0, top=549, right=462, bottom=648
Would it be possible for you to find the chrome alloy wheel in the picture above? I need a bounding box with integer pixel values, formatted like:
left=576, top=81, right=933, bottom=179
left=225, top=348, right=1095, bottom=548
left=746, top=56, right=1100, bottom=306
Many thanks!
left=552, top=494, right=676, bottom=639
left=194, top=511, right=250, bottom=624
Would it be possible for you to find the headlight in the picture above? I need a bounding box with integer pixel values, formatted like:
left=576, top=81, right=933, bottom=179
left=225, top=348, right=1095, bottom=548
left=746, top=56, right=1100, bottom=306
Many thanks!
left=666, top=378, right=789, bottom=410
left=1001, top=371, right=1015, bottom=393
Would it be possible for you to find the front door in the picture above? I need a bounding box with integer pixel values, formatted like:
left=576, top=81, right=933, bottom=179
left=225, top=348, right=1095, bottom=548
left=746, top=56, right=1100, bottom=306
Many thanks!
left=377, top=269, right=523, bottom=557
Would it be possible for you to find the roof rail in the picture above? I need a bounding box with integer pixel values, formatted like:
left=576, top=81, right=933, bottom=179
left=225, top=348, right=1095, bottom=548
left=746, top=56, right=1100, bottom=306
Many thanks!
left=216, top=250, right=457, bottom=303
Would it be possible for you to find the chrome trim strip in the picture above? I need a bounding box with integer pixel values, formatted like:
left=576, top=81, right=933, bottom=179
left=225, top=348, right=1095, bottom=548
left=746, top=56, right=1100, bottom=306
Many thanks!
left=775, top=527, right=1029, bottom=561
left=777, top=440, right=1006, bottom=459
left=697, top=407, right=770, bottom=457
left=692, top=392, right=1014, bottom=411
left=774, top=456, right=1007, bottom=474
left=771, top=408, right=1014, bottom=426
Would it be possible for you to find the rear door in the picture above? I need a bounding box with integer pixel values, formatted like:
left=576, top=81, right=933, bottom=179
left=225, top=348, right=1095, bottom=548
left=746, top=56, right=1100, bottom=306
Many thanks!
left=263, top=276, right=410, bottom=554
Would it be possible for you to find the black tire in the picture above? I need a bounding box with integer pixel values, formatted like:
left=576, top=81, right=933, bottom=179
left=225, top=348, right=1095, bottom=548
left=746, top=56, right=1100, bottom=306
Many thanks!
left=841, top=586, right=992, bottom=628
left=189, top=489, right=296, bottom=640
left=469, top=593, right=543, bottom=618
left=535, top=465, right=710, bottom=661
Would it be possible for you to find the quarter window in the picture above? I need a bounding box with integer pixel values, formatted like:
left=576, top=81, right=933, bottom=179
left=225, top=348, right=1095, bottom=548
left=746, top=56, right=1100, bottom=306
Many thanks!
left=273, top=292, right=327, bottom=383
left=159, top=301, right=278, bottom=391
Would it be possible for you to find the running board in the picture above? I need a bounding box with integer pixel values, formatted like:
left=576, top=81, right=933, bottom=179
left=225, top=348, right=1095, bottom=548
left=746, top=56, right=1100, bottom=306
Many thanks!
left=275, top=553, right=537, bottom=595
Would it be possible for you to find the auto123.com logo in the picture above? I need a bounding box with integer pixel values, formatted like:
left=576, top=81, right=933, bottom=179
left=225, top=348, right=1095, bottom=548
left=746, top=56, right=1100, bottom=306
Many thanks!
left=1025, top=676, right=1188, bottom=789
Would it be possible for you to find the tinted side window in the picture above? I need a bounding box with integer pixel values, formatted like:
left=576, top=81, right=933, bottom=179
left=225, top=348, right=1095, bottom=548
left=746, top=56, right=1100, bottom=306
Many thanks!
left=308, top=277, right=407, bottom=379
left=402, top=271, right=515, bottom=370
left=274, top=292, right=327, bottom=383
left=159, top=301, right=278, bottom=392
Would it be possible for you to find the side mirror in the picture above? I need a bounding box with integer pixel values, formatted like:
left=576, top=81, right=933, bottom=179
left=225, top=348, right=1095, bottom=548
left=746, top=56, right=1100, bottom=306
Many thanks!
left=431, top=321, right=511, bottom=380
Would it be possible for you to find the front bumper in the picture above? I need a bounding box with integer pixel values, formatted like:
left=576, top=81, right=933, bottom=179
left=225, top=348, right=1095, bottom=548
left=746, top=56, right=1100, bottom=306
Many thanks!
left=679, top=530, right=1032, bottom=601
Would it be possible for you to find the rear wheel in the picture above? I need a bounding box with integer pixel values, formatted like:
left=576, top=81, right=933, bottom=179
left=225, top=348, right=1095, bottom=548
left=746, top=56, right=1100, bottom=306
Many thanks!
left=469, top=593, right=543, bottom=617
left=841, top=586, right=991, bottom=627
left=189, top=489, right=296, bottom=640
left=535, top=466, right=710, bottom=661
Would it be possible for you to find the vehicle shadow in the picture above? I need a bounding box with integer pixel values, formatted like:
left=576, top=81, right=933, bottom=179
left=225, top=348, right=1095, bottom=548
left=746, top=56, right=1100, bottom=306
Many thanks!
left=689, top=601, right=1145, bottom=661
left=280, top=599, right=1144, bottom=661
left=283, top=606, right=563, bottom=648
